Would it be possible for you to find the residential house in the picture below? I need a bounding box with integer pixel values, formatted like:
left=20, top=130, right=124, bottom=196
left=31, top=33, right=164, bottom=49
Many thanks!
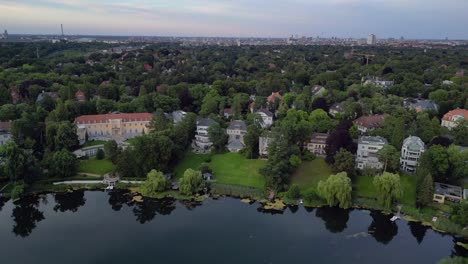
left=442, top=80, right=454, bottom=86
left=400, top=136, right=425, bottom=173
left=267, top=92, right=282, bottom=105
left=0, top=121, right=12, bottom=145
left=10, top=87, right=21, bottom=104
left=144, top=63, right=153, bottom=71
left=194, top=117, right=217, bottom=151
left=306, top=133, right=329, bottom=157
left=36, top=91, right=59, bottom=103
left=456, top=70, right=464, bottom=78
left=259, top=136, right=272, bottom=157
left=364, top=76, right=394, bottom=89
left=356, top=136, right=388, bottom=170
left=226, top=120, right=247, bottom=152
left=441, top=109, right=468, bottom=130
left=329, top=102, right=345, bottom=117
left=403, top=99, right=439, bottom=113
left=75, top=90, right=86, bottom=102
left=311, top=85, right=326, bottom=97
left=75, top=112, right=152, bottom=144
left=353, top=114, right=386, bottom=134
left=223, top=108, right=233, bottom=119
left=433, top=183, right=463, bottom=204
left=255, top=109, right=274, bottom=128
left=164, top=110, right=187, bottom=125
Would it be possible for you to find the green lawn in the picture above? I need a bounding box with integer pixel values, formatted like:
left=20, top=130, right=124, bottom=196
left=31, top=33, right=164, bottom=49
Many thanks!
left=173, top=152, right=212, bottom=178
left=209, top=153, right=266, bottom=189
left=355, top=174, right=416, bottom=206
left=82, top=140, right=106, bottom=147
left=290, top=158, right=332, bottom=191
left=78, top=158, right=116, bottom=175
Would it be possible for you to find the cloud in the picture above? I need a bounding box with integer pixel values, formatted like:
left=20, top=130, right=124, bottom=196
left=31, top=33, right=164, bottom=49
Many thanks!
left=0, top=0, right=467, bottom=38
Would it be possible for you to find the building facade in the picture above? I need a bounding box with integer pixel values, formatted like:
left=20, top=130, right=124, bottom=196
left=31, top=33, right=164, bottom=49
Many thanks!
left=441, top=109, right=468, bottom=130
left=400, top=136, right=425, bottom=173
left=75, top=113, right=152, bottom=144
left=194, top=117, right=217, bottom=151
left=0, top=121, right=12, bottom=145
left=226, top=120, right=247, bottom=152
left=259, top=136, right=272, bottom=157
left=356, top=136, right=388, bottom=170
left=367, top=34, right=376, bottom=45
left=255, top=109, right=274, bottom=128
left=306, top=133, right=328, bottom=157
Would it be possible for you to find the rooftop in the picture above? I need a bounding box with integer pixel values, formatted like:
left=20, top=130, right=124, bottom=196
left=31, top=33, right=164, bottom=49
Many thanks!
left=75, top=113, right=152, bottom=124
left=310, top=133, right=329, bottom=144
left=196, top=117, right=217, bottom=127
left=227, top=120, right=247, bottom=131
left=434, top=182, right=463, bottom=198
left=256, top=108, right=273, bottom=117
left=267, top=92, right=282, bottom=103
left=403, top=136, right=425, bottom=151
left=358, top=136, right=388, bottom=145
left=442, top=109, right=468, bottom=122
left=354, top=114, right=386, bottom=129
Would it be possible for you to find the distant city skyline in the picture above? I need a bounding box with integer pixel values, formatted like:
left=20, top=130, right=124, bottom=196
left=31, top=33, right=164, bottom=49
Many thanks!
left=1, top=0, right=467, bottom=39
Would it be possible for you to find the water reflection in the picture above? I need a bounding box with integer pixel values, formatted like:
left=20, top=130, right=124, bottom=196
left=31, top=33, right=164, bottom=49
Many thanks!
left=11, top=196, right=45, bottom=237
left=53, top=190, right=86, bottom=213
left=408, top=221, right=428, bottom=244
left=315, top=207, right=350, bottom=233
left=108, top=190, right=132, bottom=211
left=133, top=198, right=176, bottom=224
left=368, top=211, right=398, bottom=244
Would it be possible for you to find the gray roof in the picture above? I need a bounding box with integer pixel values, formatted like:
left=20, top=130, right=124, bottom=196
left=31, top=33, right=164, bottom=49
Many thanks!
left=358, top=136, right=388, bottom=145
left=227, top=139, right=245, bottom=150
left=403, top=136, right=425, bottom=151
left=36, top=91, right=59, bottom=102
left=256, top=108, right=273, bottom=117
left=404, top=99, right=439, bottom=111
left=227, top=120, right=247, bottom=131
left=434, top=182, right=463, bottom=198
left=196, top=117, right=217, bottom=127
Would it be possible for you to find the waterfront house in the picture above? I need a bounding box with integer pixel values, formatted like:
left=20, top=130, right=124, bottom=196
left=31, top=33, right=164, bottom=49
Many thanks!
left=75, top=112, right=152, bottom=144
left=403, top=99, right=439, bottom=113
left=400, top=136, right=425, bottom=174
left=306, top=133, right=329, bottom=157
left=226, top=120, right=247, bottom=152
left=356, top=136, right=388, bottom=170
left=433, top=183, right=463, bottom=204
left=194, top=117, right=217, bottom=152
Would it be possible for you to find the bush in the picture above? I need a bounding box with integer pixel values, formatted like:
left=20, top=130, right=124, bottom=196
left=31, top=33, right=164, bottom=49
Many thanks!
left=96, top=149, right=105, bottom=160
left=10, top=182, right=26, bottom=199
left=302, top=151, right=316, bottom=161
left=289, top=154, right=302, bottom=167
left=198, top=162, right=212, bottom=174
left=286, top=184, right=301, bottom=199
left=303, top=189, right=322, bottom=203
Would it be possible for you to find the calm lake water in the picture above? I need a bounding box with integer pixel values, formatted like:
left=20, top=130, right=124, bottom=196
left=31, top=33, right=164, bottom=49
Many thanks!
left=0, top=190, right=466, bottom=264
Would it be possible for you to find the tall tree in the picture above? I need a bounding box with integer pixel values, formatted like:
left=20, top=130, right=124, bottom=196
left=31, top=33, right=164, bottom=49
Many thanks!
left=417, top=173, right=434, bottom=207
left=332, top=148, right=355, bottom=176
left=208, top=123, right=227, bottom=153
left=47, top=149, right=79, bottom=178
left=179, top=169, right=205, bottom=195
left=373, top=172, right=401, bottom=209
left=377, top=145, right=400, bottom=172
left=140, top=169, right=170, bottom=197
left=317, top=172, right=352, bottom=209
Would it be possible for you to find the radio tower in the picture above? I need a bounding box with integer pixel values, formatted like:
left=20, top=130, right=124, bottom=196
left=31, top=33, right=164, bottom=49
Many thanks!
left=61, top=24, right=64, bottom=37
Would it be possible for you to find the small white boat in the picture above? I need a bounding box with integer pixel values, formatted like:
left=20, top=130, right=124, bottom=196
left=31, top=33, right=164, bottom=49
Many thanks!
left=299, top=199, right=304, bottom=205
left=390, top=216, right=400, bottom=222
left=105, top=185, right=114, bottom=191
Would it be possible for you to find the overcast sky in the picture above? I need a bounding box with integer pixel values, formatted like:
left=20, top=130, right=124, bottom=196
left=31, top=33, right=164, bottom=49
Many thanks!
left=0, top=0, right=467, bottom=39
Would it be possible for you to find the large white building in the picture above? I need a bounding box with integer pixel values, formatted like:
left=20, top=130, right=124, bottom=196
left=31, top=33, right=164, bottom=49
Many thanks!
left=226, top=120, right=247, bottom=152
left=356, top=136, right=388, bottom=170
left=255, top=109, right=274, bottom=128
left=400, top=136, right=425, bottom=173
left=367, top=34, right=376, bottom=45
left=306, top=133, right=328, bottom=157
left=193, top=117, right=217, bottom=151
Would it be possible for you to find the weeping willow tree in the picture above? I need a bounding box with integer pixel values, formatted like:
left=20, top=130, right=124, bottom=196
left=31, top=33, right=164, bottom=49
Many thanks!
left=373, top=172, right=402, bottom=209
left=317, top=172, right=352, bottom=209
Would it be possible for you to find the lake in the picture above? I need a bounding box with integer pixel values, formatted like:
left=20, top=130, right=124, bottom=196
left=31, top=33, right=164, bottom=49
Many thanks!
left=0, top=190, right=466, bottom=264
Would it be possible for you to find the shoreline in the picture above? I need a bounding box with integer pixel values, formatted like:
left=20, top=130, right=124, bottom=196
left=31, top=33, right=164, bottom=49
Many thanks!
left=8, top=180, right=468, bottom=238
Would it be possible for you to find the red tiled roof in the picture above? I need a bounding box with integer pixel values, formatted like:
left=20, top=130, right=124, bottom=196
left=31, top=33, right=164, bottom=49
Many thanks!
left=144, top=63, right=153, bottom=71
left=100, top=80, right=110, bottom=86
left=267, top=92, right=282, bottom=103
left=353, top=114, right=386, bottom=129
left=442, top=109, right=468, bottom=122
left=75, top=113, right=153, bottom=124
left=0, top=121, right=12, bottom=131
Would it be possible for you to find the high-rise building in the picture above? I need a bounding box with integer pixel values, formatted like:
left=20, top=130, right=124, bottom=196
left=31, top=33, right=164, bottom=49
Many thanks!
left=367, top=34, right=376, bottom=45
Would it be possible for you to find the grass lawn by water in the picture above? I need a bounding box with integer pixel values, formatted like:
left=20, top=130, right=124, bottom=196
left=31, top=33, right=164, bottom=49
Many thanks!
left=355, top=174, right=416, bottom=206
left=210, top=153, right=266, bottom=189
left=290, top=158, right=332, bottom=191
left=79, top=158, right=116, bottom=175
left=173, top=152, right=212, bottom=179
